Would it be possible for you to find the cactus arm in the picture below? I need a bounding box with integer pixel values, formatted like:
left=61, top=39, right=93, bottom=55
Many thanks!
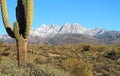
left=24, top=0, right=34, bottom=38
left=0, top=0, right=14, bottom=38
left=16, top=0, right=26, bottom=36
left=13, top=22, right=20, bottom=40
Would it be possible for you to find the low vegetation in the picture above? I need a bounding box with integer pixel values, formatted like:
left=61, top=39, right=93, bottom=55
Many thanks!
left=0, top=43, right=120, bottom=76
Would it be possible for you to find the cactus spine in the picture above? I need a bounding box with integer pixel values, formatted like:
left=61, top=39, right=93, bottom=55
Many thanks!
left=0, top=0, right=34, bottom=66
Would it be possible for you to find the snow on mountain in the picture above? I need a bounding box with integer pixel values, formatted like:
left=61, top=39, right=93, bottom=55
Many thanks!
left=30, top=24, right=60, bottom=37
left=58, top=23, right=72, bottom=33
left=30, top=23, right=104, bottom=37
left=45, top=24, right=60, bottom=36
left=30, top=24, right=49, bottom=37
left=58, top=23, right=87, bottom=34
left=71, top=23, right=87, bottom=34
left=84, top=28, right=105, bottom=36
left=0, top=23, right=106, bottom=39
left=1, top=23, right=120, bottom=45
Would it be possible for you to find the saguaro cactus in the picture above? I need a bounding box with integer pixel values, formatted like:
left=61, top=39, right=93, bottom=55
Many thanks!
left=0, top=0, right=34, bottom=66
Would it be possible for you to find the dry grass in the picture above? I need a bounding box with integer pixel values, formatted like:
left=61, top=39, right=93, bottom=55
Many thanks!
left=0, top=43, right=120, bottom=76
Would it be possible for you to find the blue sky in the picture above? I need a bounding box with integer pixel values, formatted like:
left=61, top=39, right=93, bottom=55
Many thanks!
left=0, top=0, right=120, bottom=35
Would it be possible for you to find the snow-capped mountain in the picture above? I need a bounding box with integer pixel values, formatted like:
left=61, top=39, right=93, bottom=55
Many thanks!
left=30, top=24, right=60, bottom=37
left=30, top=23, right=104, bottom=38
left=58, top=23, right=87, bottom=34
left=0, top=23, right=120, bottom=45
left=84, top=28, right=105, bottom=36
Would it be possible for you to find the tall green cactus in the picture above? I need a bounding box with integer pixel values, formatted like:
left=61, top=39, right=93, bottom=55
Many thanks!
left=0, top=0, right=34, bottom=66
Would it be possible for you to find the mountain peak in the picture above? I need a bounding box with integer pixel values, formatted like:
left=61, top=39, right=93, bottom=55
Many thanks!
left=49, top=24, right=60, bottom=29
left=30, top=23, right=106, bottom=37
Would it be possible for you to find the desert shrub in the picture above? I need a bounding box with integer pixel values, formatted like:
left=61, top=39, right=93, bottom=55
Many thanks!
left=21, top=62, right=69, bottom=76
left=0, top=47, right=6, bottom=55
left=0, top=43, right=11, bottom=57
left=0, top=59, right=69, bottom=76
left=0, top=59, right=28, bottom=76
left=34, top=55, right=47, bottom=64
left=62, top=58, right=93, bottom=76
left=78, top=44, right=96, bottom=52
left=96, top=45, right=110, bottom=52
left=104, top=47, right=120, bottom=60
left=83, top=45, right=90, bottom=51
left=1, top=48, right=11, bottom=56
left=112, top=48, right=120, bottom=59
left=78, top=44, right=89, bottom=51
left=104, top=51, right=116, bottom=60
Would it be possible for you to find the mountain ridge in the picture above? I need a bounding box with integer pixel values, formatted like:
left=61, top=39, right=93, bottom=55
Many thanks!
left=0, top=23, right=120, bottom=45
left=30, top=23, right=105, bottom=38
